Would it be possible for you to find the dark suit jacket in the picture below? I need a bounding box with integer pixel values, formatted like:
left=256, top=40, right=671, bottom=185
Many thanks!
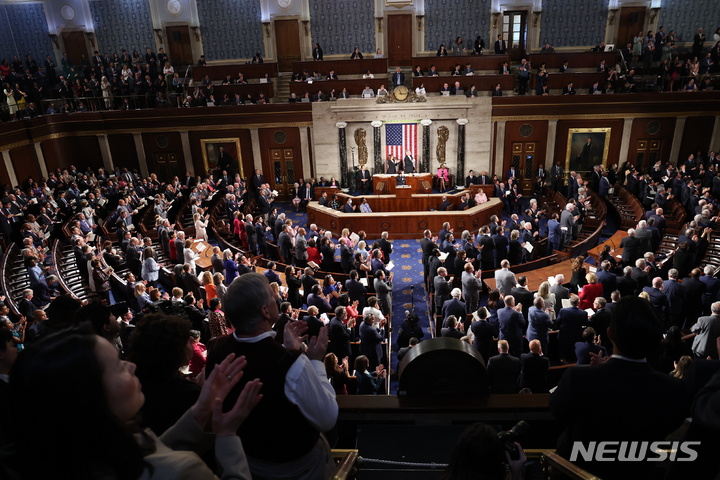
left=433, top=276, right=452, bottom=308
left=497, top=307, right=526, bottom=357
left=344, top=278, right=367, bottom=310
left=557, top=307, right=588, bottom=361
left=510, top=287, right=533, bottom=320
left=303, top=314, right=324, bottom=340
left=616, top=275, right=638, bottom=297
left=596, top=269, right=617, bottom=299
left=487, top=353, right=520, bottom=393
left=442, top=298, right=467, bottom=324
left=519, top=353, right=549, bottom=393
left=441, top=326, right=464, bottom=339
left=549, top=358, right=689, bottom=480
left=619, top=235, right=643, bottom=264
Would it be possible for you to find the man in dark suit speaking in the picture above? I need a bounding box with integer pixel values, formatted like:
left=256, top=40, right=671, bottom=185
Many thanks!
left=550, top=296, right=689, bottom=480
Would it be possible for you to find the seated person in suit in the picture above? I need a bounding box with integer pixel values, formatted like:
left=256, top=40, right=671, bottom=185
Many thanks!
left=466, top=85, right=479, bottom=97
left=343, top=198, right=356, bottom=213
left=491, top=83, right=502, bottom=96
left=439, top=83, right=451, bottom=94
left=439, top=195, right=452, bottom=211
left=428, top=65, right=440, bottom=76
left=562, top=82, right=576, bottom=95
left=413, top=65, right=424, bottom=77
left=361, top=85, right=375, bottom=98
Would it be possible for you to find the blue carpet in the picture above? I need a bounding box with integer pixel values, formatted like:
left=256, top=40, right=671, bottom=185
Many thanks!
left=275, top=203, right=430, bottom=394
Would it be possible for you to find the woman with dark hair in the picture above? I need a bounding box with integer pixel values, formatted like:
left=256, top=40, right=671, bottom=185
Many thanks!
left=324, top=352, right=352, bottom=395
left=9, top=326, right=262, bottom=479
left=129, top=314, right=203, bottom=434
left=285, top=265, right=303, bottom=309
left=598, top=244, right=618, bottom=272
left=569, top=255, right=587, bottom=293
left=141, top=246, right=159, bottom=288
left=486, top=289, right=504, bottom=328
left=319, top=236, right=337, bottom=272
left=353, top=354, right=385, bottom=394
left=323, top=274, right=341, bottom=307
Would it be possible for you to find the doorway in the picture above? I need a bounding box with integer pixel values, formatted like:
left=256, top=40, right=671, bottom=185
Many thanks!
left=150, top=152, right=181, bottom=182
left=503, top=11, right=527, bottom=60
left=387, top=14, right=412, bottom=66
left=508, top=142, right=536, bottom=194
left=166, top=26, right=194, bottom=68
left=617, top=7, right=646, bottom=48
left=61, top=31, right=88, bottom=66
left=274, top=19, right=301, bottom=72
left=268, top=148, right=303, bottom=199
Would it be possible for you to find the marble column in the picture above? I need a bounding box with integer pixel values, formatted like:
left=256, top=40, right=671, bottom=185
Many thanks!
left=180, top=131, right=194, bottom=174
left=669, top=117, right=686, bottom=165
left=456, top=119, right=468, bottom=187
left=371, top=120, right=383, bottom=174
left=133, top=133, right=149, bottom=178
left=618, top=118, right=633, bottom=167
left=336, top=122, right=348, bottom=188
left=545, top=120, right=558, bottom=169
left=33, top=143, right=49, bottom=179
left=421, top=119, right=432, bottom=173
left=1, top=151, right=18, bottom=187
left=98, top=134, right=114, bottom=172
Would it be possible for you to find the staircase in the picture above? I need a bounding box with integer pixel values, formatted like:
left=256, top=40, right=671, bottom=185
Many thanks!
left=274, top=73, right=292, bottom=102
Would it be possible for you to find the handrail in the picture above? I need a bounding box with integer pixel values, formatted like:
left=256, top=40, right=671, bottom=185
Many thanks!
left=0, top=243, right=21, bottom=316
left=331, top=450, right=359, bottom=480
left=541, top=450, right=603, bottom=480
left=51, top=239, right=84, bottom=302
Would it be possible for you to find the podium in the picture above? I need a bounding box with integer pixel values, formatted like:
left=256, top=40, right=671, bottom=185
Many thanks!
left=372, top=173, right=432, bottom=194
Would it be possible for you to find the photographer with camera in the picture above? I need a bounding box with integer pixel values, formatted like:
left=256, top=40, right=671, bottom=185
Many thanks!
left=441, top=422, right=528, bottom=480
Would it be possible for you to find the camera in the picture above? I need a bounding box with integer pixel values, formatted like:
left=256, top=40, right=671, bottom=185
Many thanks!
left=497, top=421, right=530, bottom=460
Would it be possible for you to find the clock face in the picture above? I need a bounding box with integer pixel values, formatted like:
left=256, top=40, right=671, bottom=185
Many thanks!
left=393, top=85, right=409, bottom=101
left=277, top=0, right=293, bottom=8
left=167, top=0, right=182, bottom=16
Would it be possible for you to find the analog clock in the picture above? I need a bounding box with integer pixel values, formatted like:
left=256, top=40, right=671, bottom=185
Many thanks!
left=393, top=85, right=409, bottom=102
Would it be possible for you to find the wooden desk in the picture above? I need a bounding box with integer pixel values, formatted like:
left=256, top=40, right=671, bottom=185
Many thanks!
left=412, top=75, right=514, bottom=94
left=411, top=55, right=511, bottom=73
left=289, top=78, right=388, bottom=97
left=307, top=198, right=502, bottom=239
left=484, top=260, right=576, bottom=292
left=467, top=184, right=497, bottom=197
left=527, top=51, right=616, bottom=70
left=191, top=239, right=214, bottom=270
left=193, top=63, right=278, bottom=82
left=314, top=186, right=339, bottom=201
left=544, top=72, right=607, bottom=90
left=587, top=230, right=627, bottom=264
left=197, top=83, right=274, bottom=99
left=373, top=173, right=432, bottom=194
left=291, top=58, right=388, bottom=76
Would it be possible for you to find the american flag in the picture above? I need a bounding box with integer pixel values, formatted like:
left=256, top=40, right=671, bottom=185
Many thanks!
left=385, top=123, right=417, bottom=164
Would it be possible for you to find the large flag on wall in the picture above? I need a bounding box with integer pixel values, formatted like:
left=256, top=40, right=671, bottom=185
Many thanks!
left=385, top=123, right=418, bottom=162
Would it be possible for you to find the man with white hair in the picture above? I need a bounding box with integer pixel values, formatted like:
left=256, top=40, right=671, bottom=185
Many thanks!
left=691, top=301, right=720, bottom=358
left=620, top=228, right=643, bottom=265
left=560, top=203, right=578, bottom=246
left=550, top=274, right=570, bottom=316
left=700, top=266, right=720, bottom=314
left=642, top=276, right=669, bottom=325
left=635, top=219, right=652, bottom=252
left=442, top=287, right=467, bottom=329
left=663, top=269, right=685, bottom=328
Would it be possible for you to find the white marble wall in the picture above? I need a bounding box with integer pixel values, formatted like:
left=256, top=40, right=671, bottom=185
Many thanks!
left=311, top=96, right=493, bottom=183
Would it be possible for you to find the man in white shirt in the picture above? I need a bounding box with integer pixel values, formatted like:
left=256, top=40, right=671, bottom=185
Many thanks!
left=206, top=273, right=337, bottom=480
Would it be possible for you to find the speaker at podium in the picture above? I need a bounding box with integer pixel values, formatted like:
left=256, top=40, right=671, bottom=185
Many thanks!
left=398, top=337, right=489, bottom=396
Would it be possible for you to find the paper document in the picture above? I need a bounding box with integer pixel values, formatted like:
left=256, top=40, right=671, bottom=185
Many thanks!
left=585, top=308, right=595, bottom=316
left=360, top=278, right=368, bottom=286
left=523, top=243, right=534, bottom=253
left=350, top=232, right=360, bottom=245
left=438, top=251, right=449, bottom=262
left=386, top=261, right=395, bottom=271
left=561, top=299, right=572, bottom=308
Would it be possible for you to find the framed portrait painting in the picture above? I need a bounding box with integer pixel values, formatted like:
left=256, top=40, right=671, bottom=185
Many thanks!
left=565, top=128, right=611, bottom=173
left=200, top=138, right=243, bottom=177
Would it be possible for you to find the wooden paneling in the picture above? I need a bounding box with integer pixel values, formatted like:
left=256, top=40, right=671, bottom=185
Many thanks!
left=678, top=116, right=716, bottom=164
left=10, top=145, right=41, bottom=184
left=238, top=129, right=254, bottom=180
left=61, top=31, right=88, bottom=67
left=275, top=19, right=301, bottom=72
left=259, top=127, right=304, bottom=190
left=41, top=136, right=101, bottom=174
left=554, top=119, right=625, bottom=173
left=142, top=132, right=184, bottom=178
left=290, top=78, right=388, bottom=97
left=193, top=63, right=278, bottom=82
left=544, top=72, right=607, bottom=90
left=387, top=14, right=413, bottom=66
left=412, top=55, right=510, bottom=73
left=627, top=118, right=676, bottom=168
left=526, top=52, right=616, bottom=70
left=197, top=83, right=274, bottom=99
left=308, top=198, right=502, bottom=239
left=617, top=7, right=646, bottom=47
left=292, top=58, right=388, bottom=76
left=412, top=75, right=514, bottom=94
left=166, top=26, right=195, bottom=66
left=503, top=120, right=549, bottom=191
left=0, top=155, right=10, bottom=189
left=107, top=134, right=140, bottom=173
